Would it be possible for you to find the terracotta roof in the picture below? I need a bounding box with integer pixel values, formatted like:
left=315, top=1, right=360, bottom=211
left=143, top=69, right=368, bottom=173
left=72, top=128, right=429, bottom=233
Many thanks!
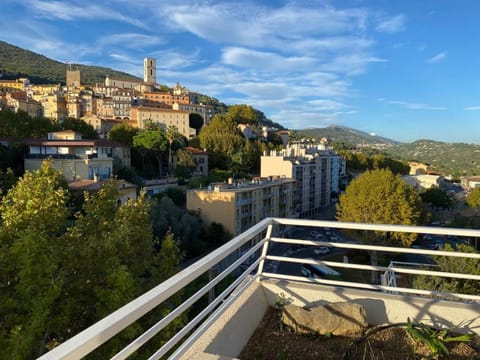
left=184, top=146, right=208, bottom=155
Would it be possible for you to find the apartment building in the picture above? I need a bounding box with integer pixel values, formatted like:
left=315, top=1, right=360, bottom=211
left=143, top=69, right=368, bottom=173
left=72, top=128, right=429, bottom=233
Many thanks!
left=5, top=92, right=43, bottom=118
left=141, top=91, right=190, bottom=106
left=24, top=130, right=130, bottom=181
left=261, top=143, right=344, bottom=216
left=187, top=177, right=296, bottom=235
left=130, top=105, right=194, bottom=139
left=0, top=78, right=29, bottom=94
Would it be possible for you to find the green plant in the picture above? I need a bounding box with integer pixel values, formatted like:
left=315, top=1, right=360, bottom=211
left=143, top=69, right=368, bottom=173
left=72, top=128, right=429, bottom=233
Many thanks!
left=406, top=318, right=475, bottom=359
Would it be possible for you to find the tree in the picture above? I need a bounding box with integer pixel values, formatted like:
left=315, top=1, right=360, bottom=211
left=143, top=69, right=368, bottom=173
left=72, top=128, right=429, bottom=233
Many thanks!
left=227, top=104, right=258, bottom=125
left=133, top=128, right=168, bottom=177
left=0, top=168, right=17, bottom=196
left=0, top=159, right=187, bottom=357
left=336, top=169, right=424, bottom=247
left=166, top=126, right=185, bottom=175
left=413, top=243, right=480, bottom=296
left=466, top=187, right=480, bottom=208
left=175, top=149, right=196, bottom=179
left=0, top=160, right=68, bottom=358
left=150, top=196, right=204, bottom=256
left=189, top=113, right=204, bottom=134
left=61, top=117, right=98, bottom=139
left=420, top=187, right=452, bottom=209
left=107, top=123, right=138, bottom=146
left=336, top=169, right=424, bottom=283
left=198, top=114, right=243, bottom=170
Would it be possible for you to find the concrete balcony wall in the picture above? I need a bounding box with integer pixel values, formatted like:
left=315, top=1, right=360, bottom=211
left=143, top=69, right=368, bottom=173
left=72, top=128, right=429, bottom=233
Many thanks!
left=180, top=280, right=268, bottom=360
left=181, top=279, right=480, bottom=359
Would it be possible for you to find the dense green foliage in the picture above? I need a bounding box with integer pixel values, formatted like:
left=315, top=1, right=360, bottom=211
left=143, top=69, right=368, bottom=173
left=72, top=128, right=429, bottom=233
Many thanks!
left=338, top=151, right=410, bottom=175
left=385, top=139, right=480, bottom=178
left=466, top=188, right=480, bottom=208
left=197, top=112, right=275, bottom=175
left=413, top=243, right=480, bottom=296
left=336, top=169, right=424, bottom=246
left=175, top=149, right=196, bottom=179
left=420, top=187, right=453, bottom=209
left=61, top=117, right=98, bottom=139
left=0, top=108, right=57, bottom=139
left=295, top=125, right=398, bottom=146
left=0, top=40, right=140, bottom=85
left=107, top=123, right=139, bottom=146
left=0, top=160, right=184, bottom=357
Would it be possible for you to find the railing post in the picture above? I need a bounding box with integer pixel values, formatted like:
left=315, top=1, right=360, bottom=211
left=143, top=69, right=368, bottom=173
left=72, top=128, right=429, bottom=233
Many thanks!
left=256, top=220, right=274, bottom=280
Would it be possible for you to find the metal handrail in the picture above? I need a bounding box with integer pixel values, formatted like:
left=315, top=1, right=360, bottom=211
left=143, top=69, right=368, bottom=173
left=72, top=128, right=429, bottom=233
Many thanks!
left=38, top=218, right=480, bottom=360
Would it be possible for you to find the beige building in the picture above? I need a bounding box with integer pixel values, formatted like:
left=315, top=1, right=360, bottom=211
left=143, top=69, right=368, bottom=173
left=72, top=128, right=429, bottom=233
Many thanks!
left=402, top=174, right=444, bottom=191
left=69, top=178, right=138, bottom=205
left=261, top=143, right=343, bottom=216
left=5, top=92, right=43, bottom=118
left=24, top=131, right=130, bottom=181
left=0, top=78, right=29, bottom=94
left=183, top=147, right=209, bottom=177
left=130, top=105, right=195, bottom=139
left=461, top=176, right=480, bottom=190
left=32, top=93, right=67, bottom=122
left=187, top=177, right=296, bottom=235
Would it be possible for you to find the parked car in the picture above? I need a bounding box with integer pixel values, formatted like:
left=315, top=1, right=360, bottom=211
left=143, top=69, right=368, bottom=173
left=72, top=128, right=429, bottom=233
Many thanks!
left=310, top=231, right=323, bottom=239
left=313, top=247, right=331, bottom=255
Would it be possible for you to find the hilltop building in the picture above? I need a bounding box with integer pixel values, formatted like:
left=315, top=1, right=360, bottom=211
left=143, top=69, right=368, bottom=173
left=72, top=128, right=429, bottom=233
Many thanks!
left=144, top=58, right=156, bottom=84
left=66, top=68, right=81, bottom=88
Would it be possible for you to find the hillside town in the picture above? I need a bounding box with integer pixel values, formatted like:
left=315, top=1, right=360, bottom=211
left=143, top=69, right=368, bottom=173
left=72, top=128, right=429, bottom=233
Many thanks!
left=2, top=58, right=480, bottom=360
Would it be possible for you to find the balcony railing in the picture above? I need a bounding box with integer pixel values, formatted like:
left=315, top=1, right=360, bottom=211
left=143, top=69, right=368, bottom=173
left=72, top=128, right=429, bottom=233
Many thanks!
left=38, top=218, right=480, bottom=360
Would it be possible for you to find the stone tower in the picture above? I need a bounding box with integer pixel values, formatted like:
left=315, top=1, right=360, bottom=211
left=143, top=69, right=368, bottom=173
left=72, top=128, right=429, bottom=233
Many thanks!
left=66, top=65, right=81, bottom=88
left=144, top=58, right=156, bottom=84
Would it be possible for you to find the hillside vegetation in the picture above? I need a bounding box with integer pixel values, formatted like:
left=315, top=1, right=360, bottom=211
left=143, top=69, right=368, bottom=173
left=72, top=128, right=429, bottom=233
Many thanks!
left=0, top=40, right=139, bottom=85
left=386, top=140, right=480, bottom=178
left=299, top=127, right=480, bottom=178
left=295, top=125, right=399, bottom=146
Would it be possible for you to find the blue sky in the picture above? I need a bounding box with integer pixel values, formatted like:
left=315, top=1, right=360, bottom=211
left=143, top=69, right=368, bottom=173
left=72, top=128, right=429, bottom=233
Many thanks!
left=2, top=0, right=480, bottom=144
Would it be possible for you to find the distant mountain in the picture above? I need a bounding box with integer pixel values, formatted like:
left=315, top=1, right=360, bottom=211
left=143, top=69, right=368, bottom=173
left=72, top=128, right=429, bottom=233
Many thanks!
left=385, top=139, right=480, bottom=177
left=0, top=40, right=140, bottom=85
left=297, top=126, right=480, bottom=177
left=296, top=125, right=400, bottom=146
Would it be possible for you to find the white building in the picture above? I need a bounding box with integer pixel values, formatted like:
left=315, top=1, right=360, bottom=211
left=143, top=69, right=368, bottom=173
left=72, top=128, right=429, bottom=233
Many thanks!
left=261, top=143, right=344, bottom=216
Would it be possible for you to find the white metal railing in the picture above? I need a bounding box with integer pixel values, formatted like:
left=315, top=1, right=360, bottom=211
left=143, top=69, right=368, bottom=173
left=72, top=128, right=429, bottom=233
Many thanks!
left=38, top=218, right=480, bottom=359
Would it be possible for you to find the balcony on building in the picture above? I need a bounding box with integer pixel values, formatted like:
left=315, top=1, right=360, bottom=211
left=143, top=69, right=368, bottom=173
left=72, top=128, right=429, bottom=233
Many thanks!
left=38, top=218, right=480, bottom=360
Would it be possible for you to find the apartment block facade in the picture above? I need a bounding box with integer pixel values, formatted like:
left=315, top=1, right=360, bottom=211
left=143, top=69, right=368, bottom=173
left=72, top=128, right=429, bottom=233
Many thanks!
left=187, top=177, right=296, bottom=235
left=261, top=143, right=344, bottom=216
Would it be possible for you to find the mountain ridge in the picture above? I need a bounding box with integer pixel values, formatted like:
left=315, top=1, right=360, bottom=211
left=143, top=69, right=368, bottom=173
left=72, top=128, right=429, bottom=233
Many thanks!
left=0, top=40, right=140, bottom=85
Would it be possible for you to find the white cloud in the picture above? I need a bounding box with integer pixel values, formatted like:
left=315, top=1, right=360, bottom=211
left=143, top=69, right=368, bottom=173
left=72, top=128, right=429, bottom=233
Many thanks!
left=387, top=100, right=447, bottom=111
left=222, top=47, right=317, bottom=72
left=97, top=33, right=165, bottom=49
left=426, top=52, right=447, bottom=64
left=465, top=106, right=480, bottom=111
left=162, top=2, right=369, bottom=49
left=25, top=0, right=148, bottom=29
left=375, top=14, right=406, bottom=33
